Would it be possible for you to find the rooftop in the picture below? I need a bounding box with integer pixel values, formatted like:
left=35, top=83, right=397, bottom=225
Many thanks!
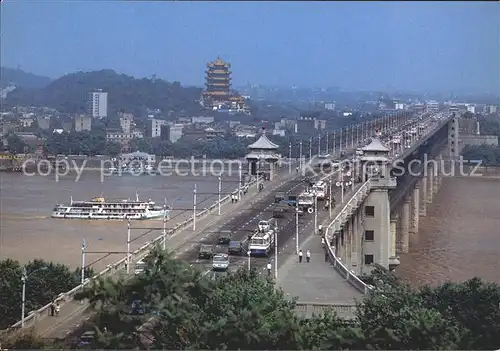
left=361, top=138, right=390, bottom=153
left=248, top=133, right=279, bottom=150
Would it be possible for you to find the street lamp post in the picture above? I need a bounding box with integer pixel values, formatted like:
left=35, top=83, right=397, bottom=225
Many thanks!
left=81, top=238, right=86, bottom=286
left=326, top=132, right=329, bottom=155
left=288, top=142, right=292, bottom=174
left=317, top=134, right=321, bottom=156
left=295, top=201, right=299, bottom=254
left=309, top=137, right=312, bottom=160
left=274, top=223, right=278, bottom=280
left=218, top=176, right=222, bottom=215
left=238, top=163, right=242, bottom=201
left=21, top=266, right=48, bottom=328
left=299, top=140, right=303, bottom=169
left=193, top=184, right=197, bottom=231
left=313, top=191, right=318, bottom=235
left=328, top=179, right=333, bottom=218
left=333, top=131, right=336, bottom=156
left=126, top=219, right=131, bottom=274
left=162, top=203, right=167, bottom=250
left=247, top=251, right=251, bottom=271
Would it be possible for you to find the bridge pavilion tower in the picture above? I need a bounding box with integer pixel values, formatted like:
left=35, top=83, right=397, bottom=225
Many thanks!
left=357, top=138, right=398, bottom=273
left=246, top=130, right=280, bottom=181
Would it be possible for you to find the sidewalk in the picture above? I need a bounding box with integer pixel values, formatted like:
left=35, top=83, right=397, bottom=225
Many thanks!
left=33, top=166, right=300, bottom=339
left=276, top=186, right=364, bottom=308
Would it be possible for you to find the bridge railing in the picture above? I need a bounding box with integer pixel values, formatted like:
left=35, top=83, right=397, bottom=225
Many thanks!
left=2, top=176, right=265, bottom=335
left=294, top=302, right=357, bottom=318
left=324, top=180, right=373, bottom=295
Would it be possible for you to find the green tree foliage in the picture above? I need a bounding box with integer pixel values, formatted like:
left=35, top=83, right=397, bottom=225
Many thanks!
left=5, top=70, right=203, bottom=116
left=4, top=133, right=28, bottom=153
left=0, top=259, right=94, bottom=329
left=10, top=251, right=500, bottom=350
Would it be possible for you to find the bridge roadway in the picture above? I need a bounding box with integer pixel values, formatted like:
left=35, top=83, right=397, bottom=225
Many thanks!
left=40, top=162, right=361, bottom=339
left=33, top=169, right=297, bottom=339
left=19, top=115, right=431, bottom=340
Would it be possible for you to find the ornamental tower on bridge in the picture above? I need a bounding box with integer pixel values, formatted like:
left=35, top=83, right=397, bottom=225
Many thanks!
left=201, top=56, right=249, bottom=114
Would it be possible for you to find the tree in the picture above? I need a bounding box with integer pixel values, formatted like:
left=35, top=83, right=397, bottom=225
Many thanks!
left=104, top=141, right=122, bottom=157
left=0, top=259, right=93, bottom=329
left=5, top=133, right=27, bottom=154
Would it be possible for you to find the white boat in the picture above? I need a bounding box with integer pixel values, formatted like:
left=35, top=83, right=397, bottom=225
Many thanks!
left=51, top=195, right=167, bottom=220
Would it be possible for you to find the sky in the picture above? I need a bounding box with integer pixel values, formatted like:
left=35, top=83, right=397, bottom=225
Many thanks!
left=2, top=1, right=499, bottom=94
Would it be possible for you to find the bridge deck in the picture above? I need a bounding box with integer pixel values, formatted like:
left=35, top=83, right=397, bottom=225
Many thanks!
left=32, top=170, right=299, bottom=339
left=277, top=224, right=363, bottom=307
left=277, top=187, right=364, bottom=317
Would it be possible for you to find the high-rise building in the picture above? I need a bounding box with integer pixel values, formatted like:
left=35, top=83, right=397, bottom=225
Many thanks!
left=87, top=89, right=108, bottom=118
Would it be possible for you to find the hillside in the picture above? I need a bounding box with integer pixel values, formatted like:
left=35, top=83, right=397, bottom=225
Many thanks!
left=4, top=69, right=204, bottom=116
left=0, top=67, right=52, bottom=89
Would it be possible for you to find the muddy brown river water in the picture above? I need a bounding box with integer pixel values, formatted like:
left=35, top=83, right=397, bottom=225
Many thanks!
left=0, top=170, right=238, bottom=270
left=396, top=176, right=500, bottom=286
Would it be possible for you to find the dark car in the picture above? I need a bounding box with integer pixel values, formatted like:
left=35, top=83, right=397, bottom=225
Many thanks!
left=274, top=192, right=285, bottom=203
left=217, top=229, right=232, bottom=245
left=228, top=240, right=245, bottom=255
left=273, top=204, right=289, bottom=218
left=76, top=331, right=95, bottom=348
left=199, top=244, right=215, bottom=259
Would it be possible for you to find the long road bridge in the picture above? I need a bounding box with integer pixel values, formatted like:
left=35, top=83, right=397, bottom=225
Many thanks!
left=1, top=110, right=457, bottom=342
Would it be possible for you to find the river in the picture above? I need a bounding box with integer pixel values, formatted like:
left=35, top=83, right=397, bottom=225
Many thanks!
left=0, top=170, right=239, bottom=270
left=396, top=176, right=500, bottom=287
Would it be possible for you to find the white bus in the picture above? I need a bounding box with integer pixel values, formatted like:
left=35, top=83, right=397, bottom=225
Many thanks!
left=249, top=230, right=275, bottom=256
left=312, top=181, right=327, bottom=201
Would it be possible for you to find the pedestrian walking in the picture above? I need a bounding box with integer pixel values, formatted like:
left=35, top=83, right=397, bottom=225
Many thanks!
left=266, top=261, right=272, bottom=275
left=55, top=302, right=60, bottom=316
left=321, top=237, right=325, bottom=247
left=306, top=249, right=311, bottom=263
left=324, top=249, right=329, bottom=262
left=298, top=249, right=303, bottom=263
left=50, top=303, right=55, bottom=316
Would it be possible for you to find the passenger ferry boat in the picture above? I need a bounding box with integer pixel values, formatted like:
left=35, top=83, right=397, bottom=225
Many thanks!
left=51, top=195, right=167, bottom=220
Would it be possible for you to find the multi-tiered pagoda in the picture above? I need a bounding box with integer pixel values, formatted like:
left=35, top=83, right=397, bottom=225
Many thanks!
left=201, top=56, right=249, bottom=114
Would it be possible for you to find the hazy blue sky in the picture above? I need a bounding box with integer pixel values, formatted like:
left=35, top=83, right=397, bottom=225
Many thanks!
left=2, top=1, right=499, bottom=93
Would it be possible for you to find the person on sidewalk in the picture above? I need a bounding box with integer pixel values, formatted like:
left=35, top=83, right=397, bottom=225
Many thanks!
left=231, top=195, right=235, bottom=204
left=306, top=249, right=311, bottom=263
left=266, top=261, right=272, bottom=276
left=50, top=303, right=55, bottom=316
left=55, top=302, right=60, bottom=316
left=324, top=249, right=329, bottom=262
left=298, top=249, right=303, bottom=263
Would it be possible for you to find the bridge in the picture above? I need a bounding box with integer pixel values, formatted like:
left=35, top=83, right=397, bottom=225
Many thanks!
left=1, top=111, right=457, bottom=342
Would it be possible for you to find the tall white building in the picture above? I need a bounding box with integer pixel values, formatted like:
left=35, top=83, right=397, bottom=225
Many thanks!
left=87, top=89, right=108, bottom=118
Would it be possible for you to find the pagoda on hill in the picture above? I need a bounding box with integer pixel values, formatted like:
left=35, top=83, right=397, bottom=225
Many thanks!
left=200, top=56, right=250, bottom=114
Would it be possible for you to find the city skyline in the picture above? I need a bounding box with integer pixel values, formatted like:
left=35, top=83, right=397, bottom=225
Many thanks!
left=2, top=2, right=499, bottom=94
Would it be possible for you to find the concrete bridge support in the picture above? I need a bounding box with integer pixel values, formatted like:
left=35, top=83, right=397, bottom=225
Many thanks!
left=427, top=164, right=435, bottom=203
left=400, top=197, right=410, bottom=253
left=410, top=184, right=420, bottom=234
left=419, top=176, right=427, bottom=216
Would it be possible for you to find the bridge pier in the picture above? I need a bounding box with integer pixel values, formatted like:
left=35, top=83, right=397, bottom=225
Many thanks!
left=419, top=176, right=427, bottom=216
left=351, top=210, right=360, bottom=274
left=389, top=215, right=398, bottom=270
left=410, top=184, right=420, bottom=234
left=400, top=196, right=410, bottom=253
left=427, top=164, right=435, bottom=203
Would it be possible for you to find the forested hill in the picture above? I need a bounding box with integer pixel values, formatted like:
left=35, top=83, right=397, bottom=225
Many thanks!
left=0, top=67, right=52, bottom=89
left=4, top=69, right=204, bottom=116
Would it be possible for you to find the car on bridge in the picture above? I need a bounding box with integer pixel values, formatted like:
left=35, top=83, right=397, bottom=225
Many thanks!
left=212, top=253, right=230, bottom=271
left=272, top=203, right=290, bottom=218
left=274, top=192, right=285, bottom=203
left=217, top=229, right=232, bottom=245
left=198, top=244, right=215, bottom=259
left=227, top=240, right=247, bottom=255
